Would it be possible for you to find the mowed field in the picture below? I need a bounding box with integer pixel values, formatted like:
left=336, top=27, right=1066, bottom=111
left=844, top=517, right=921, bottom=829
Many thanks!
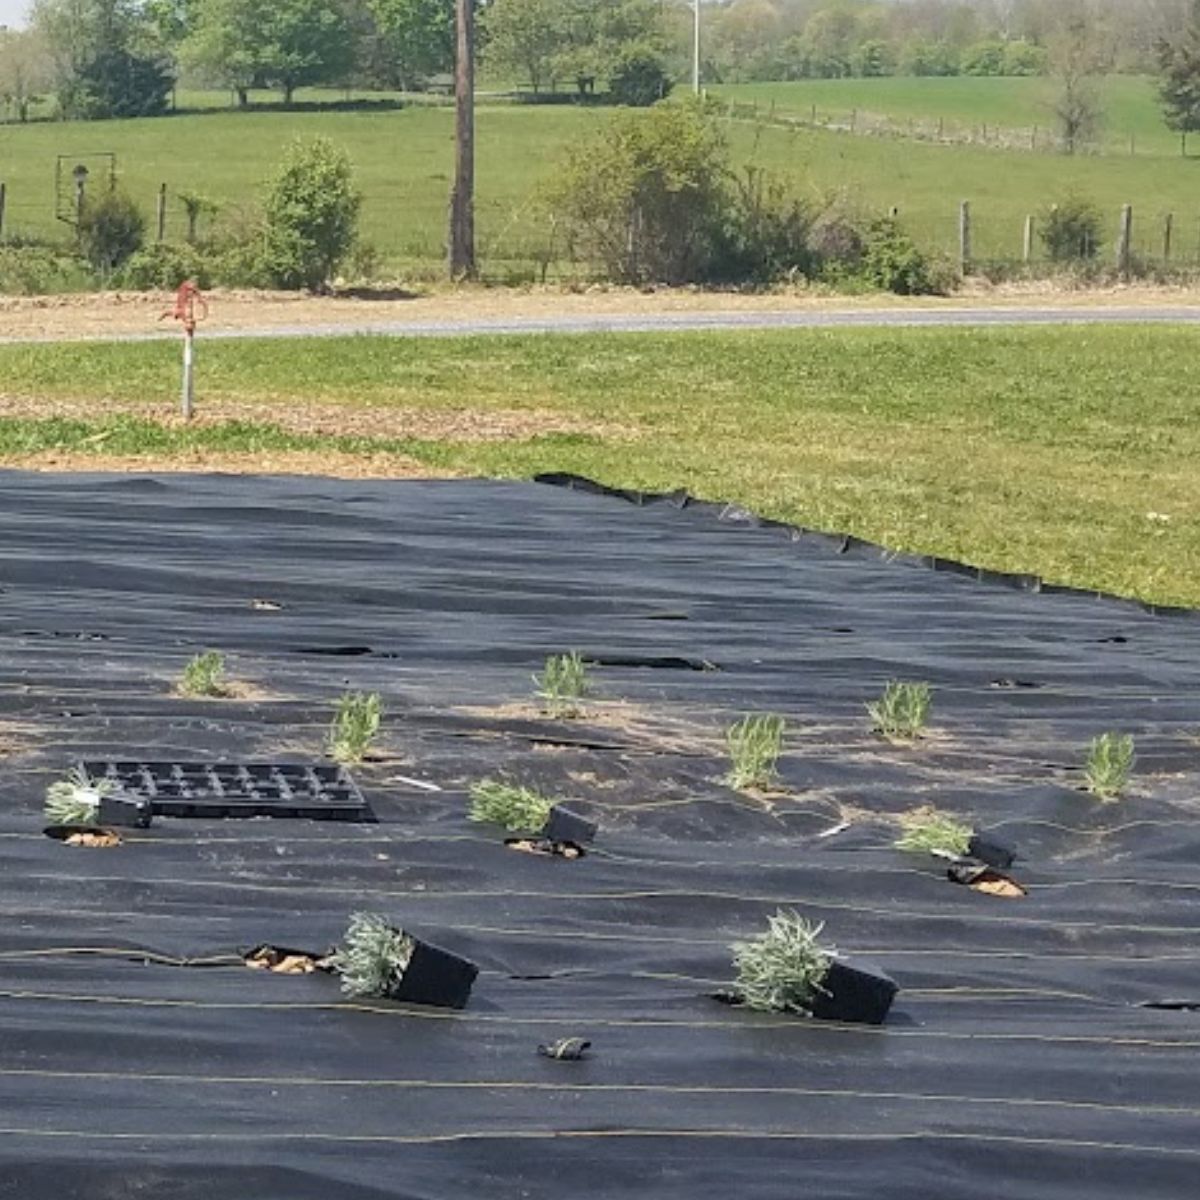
left=711, top=75, right=1174, bottom=154
left=0, top=324, right=1195, bottom=607
left=2, top=77, right=1200, bottom=273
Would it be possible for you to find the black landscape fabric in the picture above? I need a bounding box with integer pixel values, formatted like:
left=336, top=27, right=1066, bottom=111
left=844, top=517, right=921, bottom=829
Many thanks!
left=0, top=469, right=1198, bottom=1200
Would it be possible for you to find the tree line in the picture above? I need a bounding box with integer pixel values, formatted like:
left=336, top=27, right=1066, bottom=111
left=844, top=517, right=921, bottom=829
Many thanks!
left=700, top=0, right=1193, bottom=83
left=0, top=0, right=675, bottom=121
left=3, top=0, right=1200, bottom=127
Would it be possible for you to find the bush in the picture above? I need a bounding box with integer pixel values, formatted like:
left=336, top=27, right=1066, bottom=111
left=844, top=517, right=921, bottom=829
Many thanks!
left=853, top=40, right=895, bottom=78
left=77, top=186, right=146, bottom=274
left=961, top=40, right=1007, bottom=76
left=608, top=46, right=672, bottom=107
left=0, top=243, right=89, bottom=295
left=205, top=202, right=272, bottom=288
left=116, top=242, right=212, bottom=290
left=1041, top=196, right=1104, bottom=262
left=62, top=48, right=172, bottom=120
left=544, top=105, right=950, bottom=293
left=709, top=167, right=816, bottom=284
left=1004, top=41, right=1048, bottom=76
left=858, top=217, right=942, bottom=295
left=261, top=137, right=362, bottom=291
left=805, top=200, right=867, bottom=267
left=899, top=40, right=959, bottom=77
left=544, top=101, right=730, bottom=285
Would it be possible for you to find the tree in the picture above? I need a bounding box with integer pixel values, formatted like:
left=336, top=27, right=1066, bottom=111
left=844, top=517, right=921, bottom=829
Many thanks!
left=707, top=0, right=783, bottom=83
left=0, top=28, right=54, bottom=122
left=1158, top=1, right=1200, bottom=155
left=32, top=0, right=173, bottom=119
left=1048, top=4, right=1109, bottom=154
left=608, top=43, right=671, bottom=105
left=144, top=0, right=202, bottom=45
left=544, top=100, right=730, bottom=283
left=77, top=183, right=146, bottom=273
left=74, top=44, right=172, bottom=116
left=482, top=0, right=568, bottom=93
left=364, top=0, right=456, bottom=89
left=796, top=8, right=859, bottom=79
left=483, top=0, right=665, bottom=96
left=262, top=136, right=362, bottom=289
left=184, top=0, right=354, bottom=105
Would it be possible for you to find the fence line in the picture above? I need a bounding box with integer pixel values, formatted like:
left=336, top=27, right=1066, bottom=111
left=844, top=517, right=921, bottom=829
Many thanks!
left=721, top=98, right=1153, bottom=158
left=0, top=180, right=1197, bottom=281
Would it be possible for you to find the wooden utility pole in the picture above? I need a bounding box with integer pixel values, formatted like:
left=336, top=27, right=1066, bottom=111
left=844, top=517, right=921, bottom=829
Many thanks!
left=959, top=200, right=972, bottom=276
left=449, top=0, right=476, bottom=280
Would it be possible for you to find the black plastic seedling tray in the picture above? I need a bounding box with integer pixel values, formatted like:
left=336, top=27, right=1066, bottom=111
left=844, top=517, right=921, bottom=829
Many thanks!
left=80, top=761, right=376, bottom=822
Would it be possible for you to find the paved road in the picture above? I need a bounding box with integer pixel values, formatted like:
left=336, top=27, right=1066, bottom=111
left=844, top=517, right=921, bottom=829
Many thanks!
left=3, top=305, right=1199, bottom=344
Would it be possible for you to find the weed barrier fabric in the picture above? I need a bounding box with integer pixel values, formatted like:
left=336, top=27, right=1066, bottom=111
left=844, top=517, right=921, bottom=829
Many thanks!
left=0, top=470, right=1198, bottom=1199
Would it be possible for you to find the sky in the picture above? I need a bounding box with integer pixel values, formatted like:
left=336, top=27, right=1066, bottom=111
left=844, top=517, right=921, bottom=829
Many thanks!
left=0, top=0, right=27, bottom=30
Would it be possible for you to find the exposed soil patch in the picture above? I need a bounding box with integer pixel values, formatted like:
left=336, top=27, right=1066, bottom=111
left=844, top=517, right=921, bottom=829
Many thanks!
left=1, top=282, right=1198, bottom=343
left=0, top=720, right=39, bottom=758
left=0, top=448, right=449, bottom=479
left=0, top=394, right=633, bottom=444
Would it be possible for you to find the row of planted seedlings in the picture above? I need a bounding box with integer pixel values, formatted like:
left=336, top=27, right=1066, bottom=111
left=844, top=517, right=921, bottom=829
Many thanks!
left=37, top=650, right=1142, bottom=1031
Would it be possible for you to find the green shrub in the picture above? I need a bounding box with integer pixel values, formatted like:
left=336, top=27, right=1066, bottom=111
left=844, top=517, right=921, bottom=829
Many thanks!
left=62, top=48, right=172, bottom=120
left=262, top=137, right=362, bottom=291
left=895, top=809, right=972, bottom=856
left=1041, top=196, right=1104, bottom=263
left=0, top=243, right=88, bottom=295
left=732, top=910, right=832, bottom=1015
left=328, top=691, right=383, bottom=763
left=961, top=40, right=1007, bottom=76
left=806, top=200, right=867, bottom=268
left=544, top=100, right=730, bottom=285
left=469, top=779, right=555, bottom=833
left=45, top=766, right=114, bottom=827
left=709, top=167, right=817, bottom=284
left=608, top=45, right=672, bottom=107
left=77, top=185, right=146, bottom=274
left=1085, top=732, right=1135, bottom=800
left=177, top=650, right=228, bottom=698
left=534, top=652, right=590, bottom=718
left=859, top=218, right=941, bottom=295
left=117, top=243, right=213, bottom=291
left=868, top=681, right=931, bottom=740
left=330, top=912, right=413, bottom=998
left=725, top=713, right=786, bottom=791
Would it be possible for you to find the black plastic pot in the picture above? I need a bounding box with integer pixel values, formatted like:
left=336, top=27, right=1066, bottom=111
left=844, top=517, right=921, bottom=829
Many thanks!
left=385, top=937, right=478, bottom=1010
left=97, top=791, right=153, bottom=829
left=543, top=805, right=597, bottom=847
left=967, top=833, right=1016, bottom=871
left=808, top=958, right=898, bottom=1026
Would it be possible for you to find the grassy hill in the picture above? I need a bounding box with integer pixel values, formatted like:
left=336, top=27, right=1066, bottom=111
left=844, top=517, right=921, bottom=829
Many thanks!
left=1, top=80, right=1197, bottom=278
left=710, top=76, right=1175, bottom=156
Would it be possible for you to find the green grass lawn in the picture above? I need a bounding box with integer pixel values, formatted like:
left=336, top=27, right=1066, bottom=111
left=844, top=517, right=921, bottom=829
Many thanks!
left=2, top=82, right=1198, bottom=276
left=711, top=75, right=1176, bottom=156
left=0, top=324, right=1195, bottom=607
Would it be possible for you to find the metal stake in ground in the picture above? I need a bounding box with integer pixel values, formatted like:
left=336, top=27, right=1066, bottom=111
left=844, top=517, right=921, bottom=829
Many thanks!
left=160, top=281, right=208, bottom=420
